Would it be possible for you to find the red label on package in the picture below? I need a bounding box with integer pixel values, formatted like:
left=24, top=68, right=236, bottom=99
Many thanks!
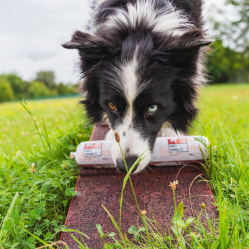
left=84, top=142, right=102, bottom=149
left=84, top=142, right=102, bottom=157
left=168, top=138, right=188, bottom=153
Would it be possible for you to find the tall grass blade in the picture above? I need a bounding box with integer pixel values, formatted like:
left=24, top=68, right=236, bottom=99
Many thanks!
left=0, top=192, right=19, bottom=242
left=102, top=204, right=124, bottom=241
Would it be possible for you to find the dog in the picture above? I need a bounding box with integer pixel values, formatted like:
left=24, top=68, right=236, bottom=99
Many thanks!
left=62, top=0, right=212, bottom=173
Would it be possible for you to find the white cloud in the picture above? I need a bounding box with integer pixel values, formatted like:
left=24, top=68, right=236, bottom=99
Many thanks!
left=0, top=0, right=91, bottom=82
left=0, top=0, right=222, bottom=83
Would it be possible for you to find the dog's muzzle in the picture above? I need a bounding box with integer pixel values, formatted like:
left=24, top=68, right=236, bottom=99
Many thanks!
left=116, top=155, right=138, bottom=173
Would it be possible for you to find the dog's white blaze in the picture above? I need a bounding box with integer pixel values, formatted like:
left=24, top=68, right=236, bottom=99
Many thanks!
left=122, top=57, right=138, bottom=106
left=93, top=0, right=194, bottom=36
left=107, top=55, right=151, bottom=173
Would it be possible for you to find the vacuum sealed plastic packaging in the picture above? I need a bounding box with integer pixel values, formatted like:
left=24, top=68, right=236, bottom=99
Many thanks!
left=71, top=136, right=209, bottom=168
left=70, top=136, right=209, bottom=168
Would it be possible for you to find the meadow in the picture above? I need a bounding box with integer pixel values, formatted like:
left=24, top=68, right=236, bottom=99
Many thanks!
left=0, top=84, right=249, bottom=248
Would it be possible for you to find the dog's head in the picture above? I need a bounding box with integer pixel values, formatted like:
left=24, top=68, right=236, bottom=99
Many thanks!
left=63, top=26, right=212, bottom=173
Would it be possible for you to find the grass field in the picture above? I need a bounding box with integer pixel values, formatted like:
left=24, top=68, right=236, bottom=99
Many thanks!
left=0, top=84, right=249, bottom=248
left=0, top=98, right=92, bottom=248
left=0, top=98, right=86, bottom=156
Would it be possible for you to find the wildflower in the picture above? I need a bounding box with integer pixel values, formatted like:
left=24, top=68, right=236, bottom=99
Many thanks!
left=70, top=152, right=76, bottom=159
left=28, top=163, right=36, bottom=173
left=22, top=131, right=29, bottom=136
left=169, top=180, right=178, bottom=191
left=201, top=202, right=206, bottom=210
left=212, top=145, right=217, bottom=150
left=114, top=132, right=120, bottom=143
left=77, top=133, right=83, bottom=138
left=16, top=150, right=23, bottom=157
left=141, top=210, right=147, bottom=215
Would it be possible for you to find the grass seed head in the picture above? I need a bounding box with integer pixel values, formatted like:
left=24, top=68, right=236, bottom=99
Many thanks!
left=115, top=132, right=120, bottom=143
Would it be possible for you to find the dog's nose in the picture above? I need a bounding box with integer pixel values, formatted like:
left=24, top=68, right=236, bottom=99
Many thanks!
left=116, top=155, right=138, bottom=173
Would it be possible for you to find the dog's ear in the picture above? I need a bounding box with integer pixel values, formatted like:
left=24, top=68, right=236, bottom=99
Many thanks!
left=63, top=31, right=113, bottom=124
left=62, top=31, right=108, bottom=50
left=62, top=31, right=114, bottom=69
left=155, top=29, right=213, bottom=67
left=158, top=29, right=213, bottom=52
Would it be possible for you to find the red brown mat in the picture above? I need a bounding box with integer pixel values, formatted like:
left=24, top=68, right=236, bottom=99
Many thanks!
left=61, top=125, right=217, bottom=248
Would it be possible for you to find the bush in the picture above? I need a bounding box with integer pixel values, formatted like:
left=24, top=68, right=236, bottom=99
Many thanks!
left=57, top=83, right=77, bottom=95
left=3, top=73, right=30, bottom=98
left=28, top=81, right=53, bottom=99
left=0, top=78, right=15, bottom=102
left=35, top=71, right=56, bottom=89
left=57, top=83, right=69, bottom=95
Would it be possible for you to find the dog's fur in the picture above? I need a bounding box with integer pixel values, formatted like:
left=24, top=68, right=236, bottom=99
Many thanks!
left=63, top=0, right=212, bottom=173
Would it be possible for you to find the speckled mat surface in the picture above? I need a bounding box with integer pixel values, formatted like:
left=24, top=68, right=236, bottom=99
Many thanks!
left=60, top=125, right=218, bottom=248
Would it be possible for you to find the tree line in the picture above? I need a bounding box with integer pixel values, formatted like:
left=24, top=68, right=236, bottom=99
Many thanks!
left=0, top=71, right=78, bottom=103
left=207, top=40, right=249, bottom=83
left=1, top=0, right=248, bottom=102
left=207, top=0, right=249, bottom=83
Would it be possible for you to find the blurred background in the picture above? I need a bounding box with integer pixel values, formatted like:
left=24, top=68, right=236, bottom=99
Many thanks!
left=0, top=0, right=248, bottom=102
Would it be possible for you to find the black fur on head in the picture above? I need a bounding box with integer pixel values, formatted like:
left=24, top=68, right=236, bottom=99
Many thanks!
left=62, top=27, right=212, bottom=132
left=62, top=0, right=213, bottom=173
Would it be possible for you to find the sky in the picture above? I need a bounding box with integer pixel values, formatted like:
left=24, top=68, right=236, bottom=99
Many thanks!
left=0, top=0, right=225, bottom=84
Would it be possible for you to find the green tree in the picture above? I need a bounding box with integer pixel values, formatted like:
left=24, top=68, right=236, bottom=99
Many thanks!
left=67, top=84, right=77, bottom=94
left=0, top=78, right=15, bottom=102
left=209, top=0, right=249, bottom=82
left=28, top=81, right=51, bottom=99
left=207, top=40, right=249, bottom=83
left=57, top=83, right=69, bottom=95
left=226, top=0, right=249, bottom=54
left=3, top=73, right=30, bottom=98
left=35, top=71, right=56, bottom=89
left=57, top=83, right=77, bottom=95
left=212, top=0, right=249, bottom=53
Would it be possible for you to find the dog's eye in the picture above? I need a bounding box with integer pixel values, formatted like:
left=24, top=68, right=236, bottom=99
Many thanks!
left=147, top=105, right=158, bottom=114
left=109, top=102, right=117, bottom=111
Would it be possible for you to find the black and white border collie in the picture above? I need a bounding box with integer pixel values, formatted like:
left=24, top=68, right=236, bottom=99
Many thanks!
left=63, top=0, right=213, bottom=173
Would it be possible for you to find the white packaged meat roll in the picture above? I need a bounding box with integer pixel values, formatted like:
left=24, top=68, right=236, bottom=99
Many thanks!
left=70, top=136, right=209, bottom=168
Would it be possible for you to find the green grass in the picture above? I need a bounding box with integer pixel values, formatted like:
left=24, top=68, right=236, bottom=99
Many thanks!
left=0, top=98, right=92, bottom=248
left=0, top=98, right=86, bottom=156
left=193, top=84, right=249, bottom=160
left=0, top=84, right=249, bottom=248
